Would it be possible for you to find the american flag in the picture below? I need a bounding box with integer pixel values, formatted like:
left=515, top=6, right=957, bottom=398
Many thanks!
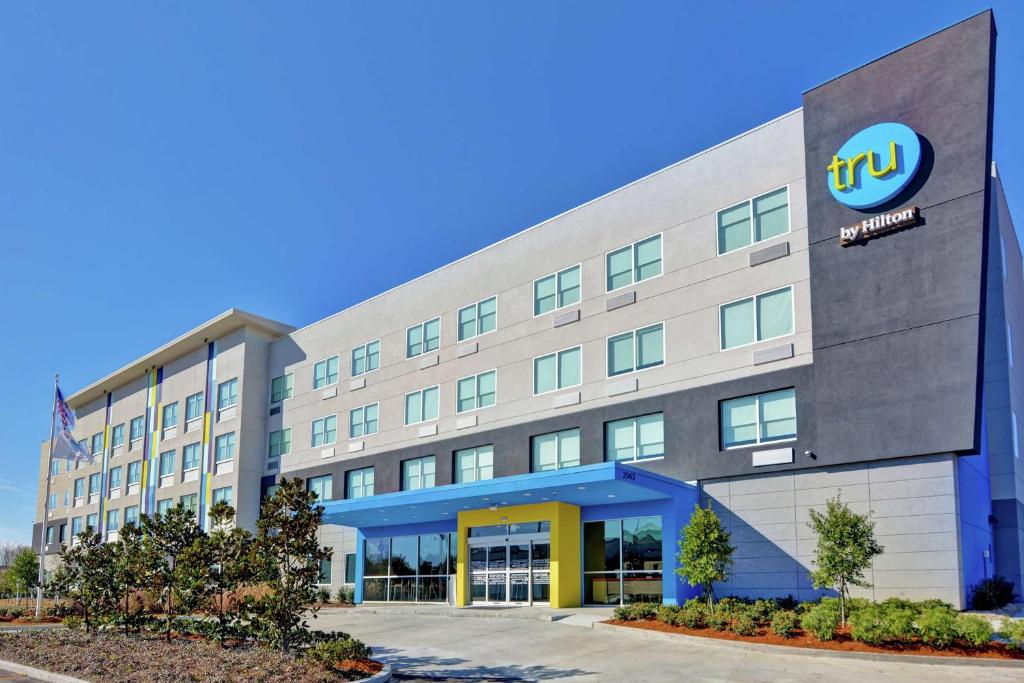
left=56, top=386, right=76, bottom=432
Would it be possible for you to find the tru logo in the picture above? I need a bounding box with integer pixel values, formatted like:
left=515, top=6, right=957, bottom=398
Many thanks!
left=826, top=122, right=922, bottom=210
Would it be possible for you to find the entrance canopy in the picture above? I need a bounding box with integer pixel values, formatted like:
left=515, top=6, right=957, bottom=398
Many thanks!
left=321, top=461, right=695, bottom=529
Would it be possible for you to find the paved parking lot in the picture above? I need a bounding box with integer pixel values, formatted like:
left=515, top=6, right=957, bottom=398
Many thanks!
left=315, top=608, right=1024, bottom=682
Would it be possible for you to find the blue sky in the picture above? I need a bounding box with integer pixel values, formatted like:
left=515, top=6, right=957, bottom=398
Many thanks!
left=1, top=1, right=1021, bottom=546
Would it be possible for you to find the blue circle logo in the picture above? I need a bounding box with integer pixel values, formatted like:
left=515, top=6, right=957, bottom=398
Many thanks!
left=827, top=122, right=922, bottom=210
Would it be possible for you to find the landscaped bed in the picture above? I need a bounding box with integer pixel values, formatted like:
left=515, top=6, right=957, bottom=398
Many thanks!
left=0, top=629, right=382, bottom=682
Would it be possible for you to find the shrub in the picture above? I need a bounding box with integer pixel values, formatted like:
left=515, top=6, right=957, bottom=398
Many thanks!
left=64, top=615, right=84, bottom=630
left=969, top=576, right=1018, bottom=611
left=750, top=599, right=776, bottom=624
left=731, top=608, right=758, bottom=636
left=707, top=610, right=730, bottom=631
left=306, top=637, right=373, bottom=669
left=315, top=587, right=331, bottom=604
left=7, top=608, right=24, bottom=619
left=335, top=586, right=354, bottom=604
left=879, top=605, right=917, bottom=643
left=955, top=615, right=993, bottom=648
left=801, top=603, right=839, bottom=641
left=1001, top=619, right=1024, bottom=650
left=716, top=597, right=747, bottom=617
left=849, top=605, right=887, bottom=645
left=879, top=597, right=917, bottom=613
left=918, top=607, right=959, bottom=649
left=915, top=598, right=954, bottom=612
left=656, top=604, right=681, bottom=625
left=678, top=600, right=706, bottom=629
left=613, top=602, right=658, bottom=621
left=770, top=610, right=799, bottom=638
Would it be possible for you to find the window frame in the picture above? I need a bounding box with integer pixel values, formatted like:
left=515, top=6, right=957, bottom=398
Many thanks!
left=111, top=423, right=125, bottom=448
left=715, top=185, right=792, bottom=256
left=531, top=428, right=582, bottom=472
left=401, top=455, right=436, bottom=491
left=307, top=474, right=334, bottom=502
left=127, top=461, right=142, bottom=485
left=268, top=427, right=292, bottom=460
left=718, top=285, right=795, bottom=351
left=311, top=415, right=338, bottom=448
left=454, top=445, right=494, bottom=484
left=604, top=413, right=666, bottom=462
left=313, top=356, right=340, bottom=389
left=349, top=403, right=380, bottom=439
left=457, top=296, right=498, bottom=342
left=185, top=392, right=204, bottom=423
left=533, top=345, right=583, bottom=395
left=347, top=466, right=375, bottom=499
left=455, top=369, right=497, bottom=414
left=270, top=373, right=294, bottom=403
left=91, top=432, right=104, bottom=456
left=606, top=322, right=666, bottom=377
left=719, top=388, right=798, bottom=450
left=212, top=486, right=233, bottom=506
left=404, top=386, right=440, bottom=426
left=182, top=442, right=201, bottom=472
left=533, top=264, right=582, bottom=317
left=405, top=318, right=441, bottom=358
left=214, top=432, right=237, bottom=463
left=351, top=339, right=382, bottom=377
left=605, top=233, right=664, bottom=293
left=217, top=378, right=239, bottom=410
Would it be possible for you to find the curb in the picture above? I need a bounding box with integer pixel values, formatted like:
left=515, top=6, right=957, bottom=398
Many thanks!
left=0, top=659, right=90, bottom=683
left=360, top=663, right=393, bottom=683
left=592, top=622, right=1024, bottom=669
left=329, top=606, right=563, bottom=622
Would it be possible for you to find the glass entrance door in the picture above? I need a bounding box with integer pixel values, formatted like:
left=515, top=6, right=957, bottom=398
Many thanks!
left=469, top=537, right=550, bottom=605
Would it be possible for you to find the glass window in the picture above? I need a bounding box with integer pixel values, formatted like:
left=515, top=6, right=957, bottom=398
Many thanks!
left=311, top=416, right=338, bottom=447
left=214, top=432, right=236, bottom=462
left=74, top=477, right=85, bottom=499
left=71, top=517, right=82, bottom=537
left=91, top=432, right=104, bottom=455
left=718, top=186, right=789, bottom=255
left=307, top=474, right=333, bottom=501
left=584, top=516, right=663, bottom=605
left=48, top=493, right=57, bottom=510
left=390, top=536, right=417, bottom=576
left=106, top=509, right=120, bottom=532
left=127, top=461, right=141, bottom=485
left=347, top=467, right=374, bottom=499
left=59, top=524, right=67, bottom=542
left=455, top=445, right=493, bottom=483
left=458, top=296, right=497, bottom=341
left=46, top=526, right=55, bottom=544
left=180, top=494, right=198, bottom=513
left=607, top=323, right=664, bottom=376
left=349, top=403, right=379, bottom=438
left=533, top=346, right=581, bottom=394
left=720, top=388, right=797, bottom=448
left=406, top=318, right=440, bottom=358
left=162, top=403, right=178, bottom=429
left=318, top=558, right=332, bottom=585
left=185, top=392, right=204, bottom=422
left=50, top=459, right=60, bottom=476
left=364, top=537, right=389, bottom=576
left=345, top=553, right=357, bottom=583
left=124, top=506, right=139, bottom=527
left=457, top=370, right=497, bottom=413
left=156, top=499, right=172, bottom=515
left=212, top=486, right=233, bottom=506
left=270, top=373, right=293, bottom=403
left=159, top=450, right=175, bottom=478
left=88, top=473, right=100, bottom=495
left=606, top=234, right=662, bottom=291
left=405, top=386, right=439, bottom=425
left=402, top=455, right=436, bottom=491
left=352, top=340, right=381, bottom=376
left=531, top=428, right=581, bottom=472
left=313, top=356, right=339, bottom=389
left=720, top=286, right=793, bottom=350
left=108, top=466, right=122, bottom=490
left=182, top=443, right=201, bottom=471
left=217, top=378, right=238, bottom=409
left=111, top=424, right=125, bottom=448
left=605, top=413, right=665, bottom=461
left=63, top=489, right=69, bottom=507
left=534, top=265, right=581, bottom=315
left=269, top=428, right=291, bottom=460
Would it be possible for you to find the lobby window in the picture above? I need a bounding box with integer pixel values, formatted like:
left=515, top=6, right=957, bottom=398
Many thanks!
left=533, top=346, right=582, bottom=395
left=584, top=516, right=663, bottom=605
left=91, top=432, right=104, bottom=456
left=108, top=466, right=122, bottom=493
left=156, top=499, right=173, bottom=515
left=402, top=455, right=436, bottom=491
left=720, top=388, right=797, bottom=449
left=130, top=416, right=145, bottom=443
left=347, top=467, right=374, bottom=499
left=111, top=423, right=125, bottom=448
left=307, top=474, right=333, bottom=502
left=534, top=265, right=581, bottom=316
left=182, top=443, right=201, bottom=473
left=458, top=296, right=497, bottom=341
left=406, top=318, right=441, bottom=358
left=88, top=473, right=101, bottom=496
left=352, top=340, right=381, bottom=376
left=159, top=450, right=175, bottom=484
left=180, top=494, right=198, bottom=514
left=270, top=373, right=293, bottom=403
left=318, top=558, right=332, bottom=585
left=608, top=323, right=664, bottom=377
left=606, top=413, right=665, bottom=462
left=124, top=506, right=139, bottom=527
left=362, top=533, right=453, bottom=602
left=405, top=386, right=439, bottom=425
left=185, top=392, right=204, bottom=422
left=268, top=428, right=291, bottom=464
left=457, top=370, right=496, bottom=413
left=215, top=432, right=236, bottom=462
left=217, top=378, right=238, bottom=410
left=531, top=428, right=581, bottom=472
left=313, top=356, right=339, bottom=389
left=606, top=234, right=662, bottom=292
left=312, top=416, right=338, bottom=447
left=720, top=286, right=793, bottom=350
left=350, top=403, right=379, bottom=438
left=127, top=461, right=141, bottom=486
left=162, top=402, right=178, bottom=431
left=717, top=186, right=790, bottom=255
left=212, top=486, right=233, bottom=506
left=454, top=445, right=493, bottom=483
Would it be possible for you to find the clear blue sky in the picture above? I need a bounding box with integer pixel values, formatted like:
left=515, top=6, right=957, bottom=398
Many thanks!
left=1, top=1, right=1021, bottom=546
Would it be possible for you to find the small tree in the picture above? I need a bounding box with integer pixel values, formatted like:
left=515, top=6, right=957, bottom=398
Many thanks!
left=5, top=549, right=38, bottom=606
left=51, top=528, right=112, bottom=631
left=251, top=477, right=332, bottom=654
left=110, top=523, right=151, bottom=634
left=206, top=501, right=256, bottom=645
left=807, top=495, right=884, bottom=626
left=676, top=503, right=734, bottom=609
left=142, top=504, right=206, bottom=642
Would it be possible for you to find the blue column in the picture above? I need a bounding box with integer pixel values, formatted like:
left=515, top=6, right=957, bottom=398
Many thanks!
left=354, top=529, right=365, bottom=604
left=661, top=491, right=699, bottom=605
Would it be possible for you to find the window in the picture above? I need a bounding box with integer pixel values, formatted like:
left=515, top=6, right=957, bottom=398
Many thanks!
left=108, top=466, right=122, bottom=491
left=361, top=533, right=453, bottom=602
left=182, top=443, right=201, bottom=471
left=78, top=439, right=88, bottom=458
left=127, top=461, right=141, bottom=485
left=217, top=378, right=238, bottom=409
left=311, top=416, right=337, bottom=447
left=180, top=494, right=198, bottom=513
left=130, top=416, right=145, bottom=442
left=454, top=445, right=493, bottom=483
left=720, top=388, right=797, bottom=449
left=156, top=499, right=173, bottom=515
left=457, top=370, right=496, bottom=413
left=533, top=346, right=582, bottom=394
left=269, top=428, right=291, bottom=460
left=185, top=392, right=204, bottom=422
left=532, top=428, right=581, bottom=472
left=124, top=506, right=139, bottom=527
left=345, top=553, right=357, bottom=584
left=405, top=386, right=439, bottom=425
left=347, top=467, right=374, bottom=499
left=318, top=558, right=332, bottom=585
left=534, top=265, right=581, bottom=315
left=717, top=186, right=790, bottom=255
left=71, top=517, right=82, bottom=537
left=73, top=477, right=85, bottom=499
left=215, top=433, right=236, bottom=462
left=111, top=424, right=125, bottom=448
left=606, top=414, right=665, bottom=462
left=162, top=403, right=178, bottom=430
left=48, top=493, right=57, bottom=510
left=270, top=373, right=294, bottom=403
left=351, top=340, right=381, bottom=376
left=458, top=297, right=497, bottom=341
left=402, top=456, right=436, bottom=491
left=59, top=524, right=66, bottom=543
left=584, top=516, right=662, bottom=605
left=106, top=509, right=120, bottom=533
left=91, top=432, right=104, bottom=455
left=212, top=486, right=233, bottom=506
left=607, top=323, right=664, bottom=376
left=607, top=234, right=662, bottom=291
left=1013, top=411, right=1020, bottom=460
left=307, top=475, right=333, bottom=501
left=46, top=526, right=55, bottom=544
left=720, top=286, right=793, bottom=350
left=88, top=473, right=101, bottom=495
left=86, top=513, right=99, bottom=530
left=159, top=450, right=175, bottom=480
left=50, top=459, right=61, bottom=476
left=63, top=489, right=69, bottom=507
left=349, top=404, right=379, bottom=438
left=312, top=356, right=339, bottom=388
left=406, top=318, right=440, bottom=358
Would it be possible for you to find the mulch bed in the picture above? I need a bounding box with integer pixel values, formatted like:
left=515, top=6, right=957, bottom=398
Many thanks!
left=608, top=619, right=1024, bottom=661
left=0, top=616, right=62, bottom=624
left=0, top=630, right=379, bottom=682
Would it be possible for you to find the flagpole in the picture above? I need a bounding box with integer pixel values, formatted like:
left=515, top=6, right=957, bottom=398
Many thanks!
left=35, top=373, right=59, bottom=619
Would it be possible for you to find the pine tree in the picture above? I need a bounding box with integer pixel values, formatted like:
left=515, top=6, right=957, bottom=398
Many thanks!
left=676, top=503, right=734, bottom=609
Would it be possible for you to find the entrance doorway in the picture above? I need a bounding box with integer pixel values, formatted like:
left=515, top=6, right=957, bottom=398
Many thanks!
left=469, top=533, right=550, bottom=605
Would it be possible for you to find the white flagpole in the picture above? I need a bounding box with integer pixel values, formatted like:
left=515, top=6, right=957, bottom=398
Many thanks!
left=35, top=373, right=59, bottom=619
